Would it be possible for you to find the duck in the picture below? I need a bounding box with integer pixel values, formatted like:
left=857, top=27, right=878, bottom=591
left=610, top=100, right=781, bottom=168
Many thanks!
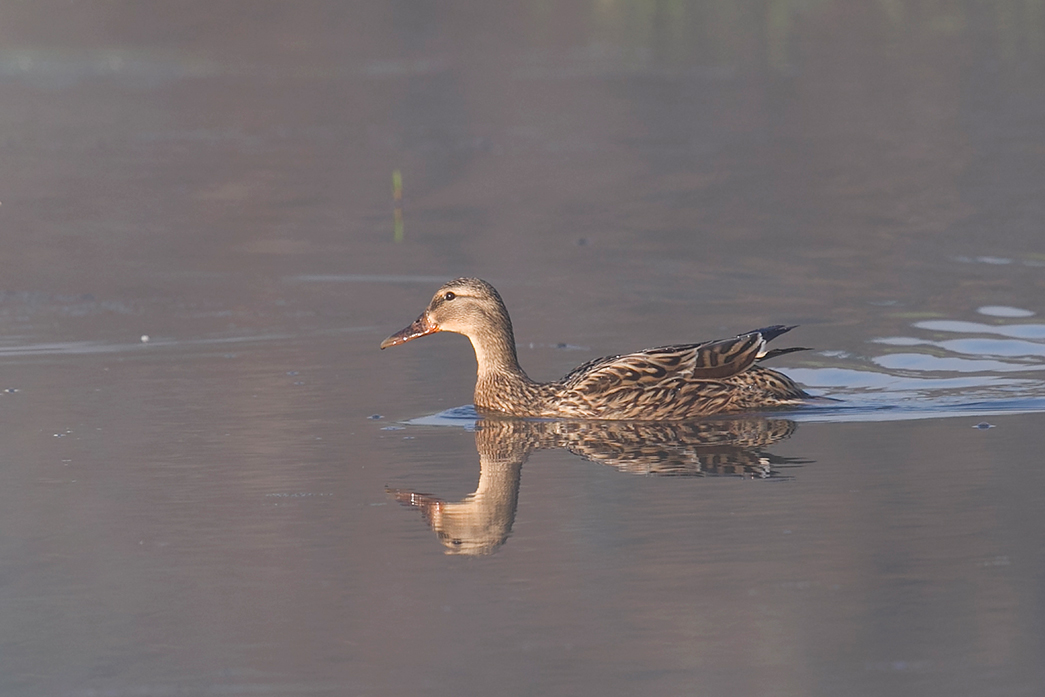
left=380, top=277, right=811, bottom=420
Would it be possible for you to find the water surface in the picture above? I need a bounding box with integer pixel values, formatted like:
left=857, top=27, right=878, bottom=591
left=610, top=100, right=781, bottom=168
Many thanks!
left=2, top=3, right=1044, bottom=696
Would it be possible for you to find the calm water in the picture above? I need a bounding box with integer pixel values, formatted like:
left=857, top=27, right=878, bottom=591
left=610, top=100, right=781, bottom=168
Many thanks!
left=2, top=3, right=1045, bottom=696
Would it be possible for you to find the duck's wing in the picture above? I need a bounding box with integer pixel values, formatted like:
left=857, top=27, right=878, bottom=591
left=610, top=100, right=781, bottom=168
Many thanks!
left=563, top=325, right=799, bottom=390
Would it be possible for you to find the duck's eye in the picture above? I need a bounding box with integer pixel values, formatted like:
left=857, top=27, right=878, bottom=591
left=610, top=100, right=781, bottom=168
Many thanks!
left=443, top=291, right=456, bottom=301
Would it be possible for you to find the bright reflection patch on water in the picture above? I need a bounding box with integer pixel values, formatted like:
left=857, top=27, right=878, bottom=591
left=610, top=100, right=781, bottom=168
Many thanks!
left=977, top=305, right=1035, bottom=318
left=914, top=320, right=1045, bottom=339
left=873, top=353, right=1041, bottom=372
left=786, top=314, right=1045, bottom=421
left=875, top=336, right=1045, bottom=358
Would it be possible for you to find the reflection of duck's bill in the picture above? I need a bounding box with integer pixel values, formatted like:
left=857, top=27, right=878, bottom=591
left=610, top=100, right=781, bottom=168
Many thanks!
left=380, top=313, right=439, bottom=349
left=387, top=487, right=442, bottom=513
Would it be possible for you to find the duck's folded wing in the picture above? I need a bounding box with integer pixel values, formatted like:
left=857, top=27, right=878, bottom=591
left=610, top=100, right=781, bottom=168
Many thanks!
left=562, top=326, right=792, bottom=393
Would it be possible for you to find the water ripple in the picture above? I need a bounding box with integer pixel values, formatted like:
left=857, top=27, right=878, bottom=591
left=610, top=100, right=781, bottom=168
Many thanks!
left=794, top=313, right=1045, bottom=420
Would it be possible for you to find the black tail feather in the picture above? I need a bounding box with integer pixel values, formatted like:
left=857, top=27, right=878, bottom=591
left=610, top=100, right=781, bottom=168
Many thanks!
left=753, top=326, right=810, bottom=362
left=760, top=346, right=812, bottom=361
left=754, top=324, right=797, bottom=343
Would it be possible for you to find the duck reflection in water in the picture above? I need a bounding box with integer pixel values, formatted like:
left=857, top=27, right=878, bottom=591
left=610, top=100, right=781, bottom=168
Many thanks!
left=388, top=416, right=803, bottom=556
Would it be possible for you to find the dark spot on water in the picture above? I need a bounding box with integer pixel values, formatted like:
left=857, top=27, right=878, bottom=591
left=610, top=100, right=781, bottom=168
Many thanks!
left=287, top=371, right=299, bottom=376
left=368, top=414, right=383, bottom=420
left=974, top=422, right=995, bottom=429
left=577, top=238, right=589, bottom=246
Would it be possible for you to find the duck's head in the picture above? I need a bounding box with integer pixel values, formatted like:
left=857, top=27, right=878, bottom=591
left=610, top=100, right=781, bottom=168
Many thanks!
left=380, top=277, right=513, bottom=349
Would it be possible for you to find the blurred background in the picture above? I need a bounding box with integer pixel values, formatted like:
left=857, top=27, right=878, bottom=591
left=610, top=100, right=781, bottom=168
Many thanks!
left=1, top=2, right=1044, bottom=696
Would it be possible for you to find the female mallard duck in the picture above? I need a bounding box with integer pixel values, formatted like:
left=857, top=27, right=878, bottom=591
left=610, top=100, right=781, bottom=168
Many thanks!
left=381, top=277, right=810, bottom=420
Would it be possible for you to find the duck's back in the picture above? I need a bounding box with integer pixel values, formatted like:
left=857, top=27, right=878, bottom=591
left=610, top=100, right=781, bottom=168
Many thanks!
left=549, top=327, right=809, bottom=420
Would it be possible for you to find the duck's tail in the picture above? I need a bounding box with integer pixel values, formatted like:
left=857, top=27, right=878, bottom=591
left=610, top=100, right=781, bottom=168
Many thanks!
left=753, top=325, right=813, bottom=362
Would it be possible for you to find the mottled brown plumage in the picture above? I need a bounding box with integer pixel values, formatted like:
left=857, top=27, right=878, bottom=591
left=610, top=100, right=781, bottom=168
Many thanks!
left=380, top=277, right=810, bottom=420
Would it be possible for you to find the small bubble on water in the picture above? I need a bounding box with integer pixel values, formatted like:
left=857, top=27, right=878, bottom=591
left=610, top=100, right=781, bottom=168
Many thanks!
left=368, top=414, right=383, bottom=420
left=974, top=422, right=995, bottom=429
left=978, top=555, right=1010, bottom=567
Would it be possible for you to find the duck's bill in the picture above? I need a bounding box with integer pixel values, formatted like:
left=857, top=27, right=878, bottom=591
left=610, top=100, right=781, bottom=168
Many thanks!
left=380, top=313, right=438, bottom=349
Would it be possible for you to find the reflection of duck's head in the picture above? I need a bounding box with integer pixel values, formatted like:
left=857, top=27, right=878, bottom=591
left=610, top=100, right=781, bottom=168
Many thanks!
left=388, top=486, right=516, bottom=556
left=387, top=420, right=530, bottom=556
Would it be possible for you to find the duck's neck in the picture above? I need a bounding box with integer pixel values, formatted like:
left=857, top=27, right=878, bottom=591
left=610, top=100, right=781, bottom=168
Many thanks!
left=466, top=318, right=540, bottom=413
left=468, top=323, right=529, bottom=382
